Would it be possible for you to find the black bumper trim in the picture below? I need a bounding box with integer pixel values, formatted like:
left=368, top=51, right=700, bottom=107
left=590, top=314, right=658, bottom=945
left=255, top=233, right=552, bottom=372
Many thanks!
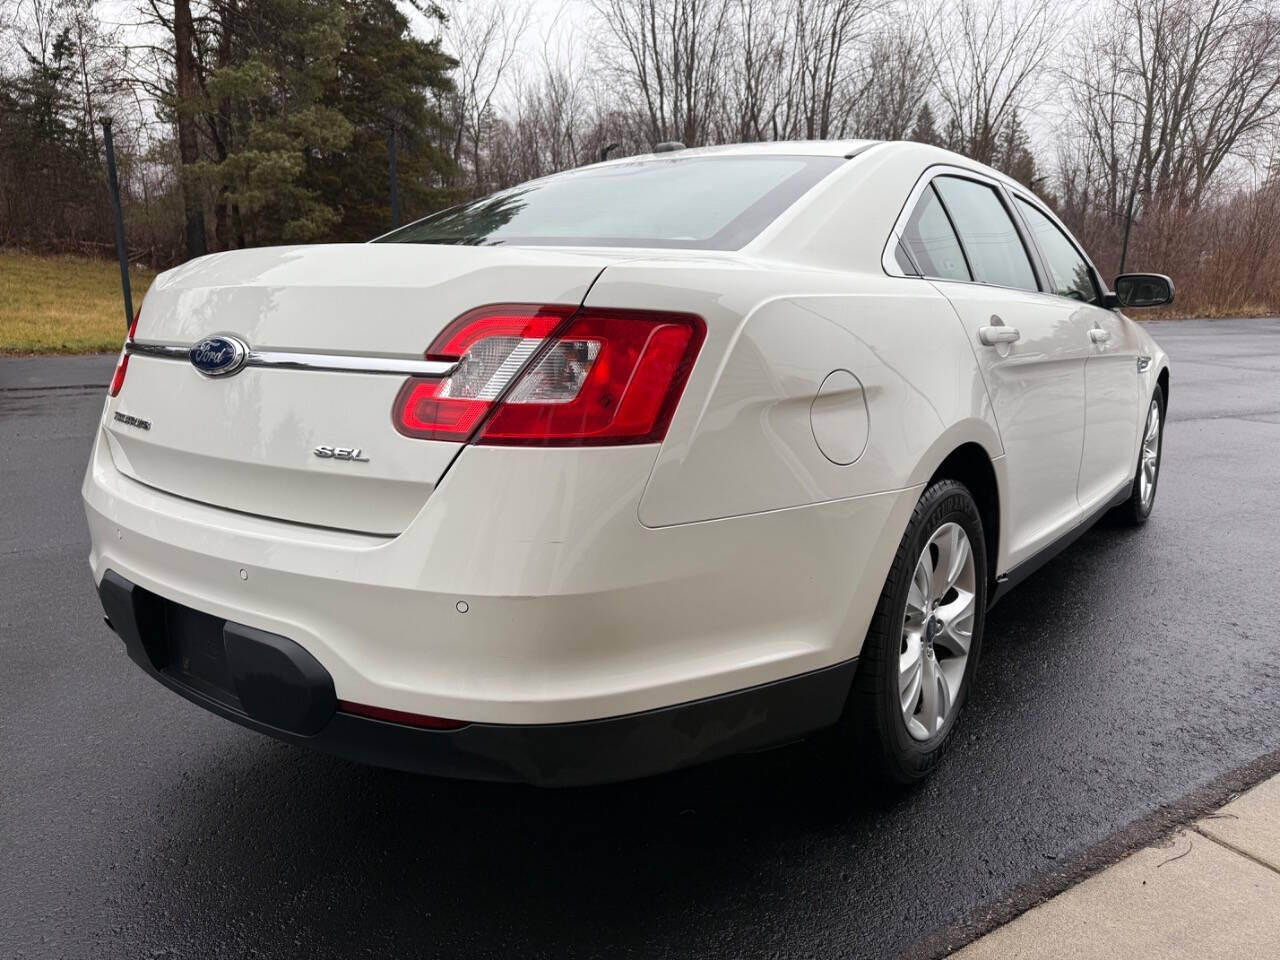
left=97, top=570, right=857, bottom=786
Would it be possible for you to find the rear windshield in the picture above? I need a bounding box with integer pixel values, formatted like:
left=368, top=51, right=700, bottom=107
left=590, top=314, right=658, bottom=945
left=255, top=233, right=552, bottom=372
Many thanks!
left=375, top=155, right=843, bottom=250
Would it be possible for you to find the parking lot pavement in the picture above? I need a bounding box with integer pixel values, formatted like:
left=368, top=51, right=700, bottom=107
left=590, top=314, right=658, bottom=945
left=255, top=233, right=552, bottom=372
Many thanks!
left=2, top=317, right=1280, bottom=960
left=0, top=352, right=116, bottom=390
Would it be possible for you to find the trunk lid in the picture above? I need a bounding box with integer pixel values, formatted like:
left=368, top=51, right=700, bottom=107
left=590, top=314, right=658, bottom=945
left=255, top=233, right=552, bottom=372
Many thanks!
left=105, top=243, right=616, bottom=534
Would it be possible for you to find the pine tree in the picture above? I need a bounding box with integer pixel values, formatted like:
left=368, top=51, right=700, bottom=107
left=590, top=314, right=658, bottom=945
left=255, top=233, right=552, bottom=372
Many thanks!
left=909, top=103, right=939, bottom=147
left=307, top=0, right=457, bottom=239
left=943, top=115, right=964, bottom=155
left=0, top=23, right=105, bottom=248
left=994, top=111, right=1038, bottom=187
left=198, top=0, right=455, bottom=246
left=200, top=0, right=353, bottom=245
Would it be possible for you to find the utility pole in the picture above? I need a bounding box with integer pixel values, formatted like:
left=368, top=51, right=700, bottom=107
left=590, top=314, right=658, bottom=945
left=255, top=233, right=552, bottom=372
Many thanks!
left=101, top=118, right=134, bottom=327
left=388, top=126, right=401, bottom=229
left=1118, top=140, right=1147, bottom=275
left=1118, top=178, right=1138, bottom=275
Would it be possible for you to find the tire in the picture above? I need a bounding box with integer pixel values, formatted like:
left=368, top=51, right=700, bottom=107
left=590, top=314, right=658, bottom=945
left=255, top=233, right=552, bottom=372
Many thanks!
left=842, top=479, right=988, bottom=785
left=1114, top=384, right=1165, bottom=526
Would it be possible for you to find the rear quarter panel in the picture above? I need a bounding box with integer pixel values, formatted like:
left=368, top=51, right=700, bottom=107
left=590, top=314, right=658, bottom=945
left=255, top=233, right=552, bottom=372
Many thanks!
left=581, top=263, right=1003, bottom=528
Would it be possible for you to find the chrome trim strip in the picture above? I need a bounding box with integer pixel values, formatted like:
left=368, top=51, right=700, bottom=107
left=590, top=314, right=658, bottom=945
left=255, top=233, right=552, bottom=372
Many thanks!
left=126, top=342, right=191, bottom=361
left=126, top=340, right=458, bottom=378
left=242, top=350, right=458, bottom=377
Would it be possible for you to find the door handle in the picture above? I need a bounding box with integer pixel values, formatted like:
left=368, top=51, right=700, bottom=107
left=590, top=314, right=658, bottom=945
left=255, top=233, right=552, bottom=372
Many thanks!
left=1089, top=327, right=1112, bottom=343
left=979, top=325, right=1020, bottom=346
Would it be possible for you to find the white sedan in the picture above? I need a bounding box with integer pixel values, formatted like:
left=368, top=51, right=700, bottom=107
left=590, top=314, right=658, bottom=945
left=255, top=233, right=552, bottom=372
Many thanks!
left=85, top=140, right=1171, bottom=786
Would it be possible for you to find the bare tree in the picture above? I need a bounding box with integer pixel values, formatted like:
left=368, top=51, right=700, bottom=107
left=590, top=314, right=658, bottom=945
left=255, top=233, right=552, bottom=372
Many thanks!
left=1061, top=25, right=1133, bottom=218
left=61, top=0, right=118, bottom=163
left=589, top=0, right=733, bottom=147
left=0, top=1, right=16, bottom=68
left=726, top=0, right=790, bottom=141
left=1137, top=0, right=1280, bottom=209
left=493, top=63, right=592, bottom=185
left=788, top=0, right=881, bottom=138
left=1065, top=0, right=1280, bottom=218
left=172, top=0, right=206, bottom=256
left=726, top=0, right=886, bottom=142
left=443, top=0, right=533, bottom=193
left=851, top=10, right=935, bottom=141
left=930, top=0, right=1058, bottom=165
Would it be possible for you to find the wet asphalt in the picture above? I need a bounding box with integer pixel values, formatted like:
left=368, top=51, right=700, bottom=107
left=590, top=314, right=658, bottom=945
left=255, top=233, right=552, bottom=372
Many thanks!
left=2, top=317, right=1279, bottom=959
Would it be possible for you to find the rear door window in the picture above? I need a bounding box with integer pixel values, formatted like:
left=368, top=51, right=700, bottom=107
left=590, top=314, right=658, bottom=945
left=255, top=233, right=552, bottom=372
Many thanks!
left=899, top=186, right=970, bottom=281
left=932, top=177, right=1037, bottom=291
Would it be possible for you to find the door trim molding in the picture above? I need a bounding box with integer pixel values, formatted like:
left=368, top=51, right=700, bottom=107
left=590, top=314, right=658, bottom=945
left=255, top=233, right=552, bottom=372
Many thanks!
left=988, top=481, right=1131, bottom=608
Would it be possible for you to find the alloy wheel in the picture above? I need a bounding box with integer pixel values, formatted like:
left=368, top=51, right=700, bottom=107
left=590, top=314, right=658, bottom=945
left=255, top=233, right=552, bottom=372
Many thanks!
left=1139, top=398, right=1161, bottom=509
left=899, top=522, right=977, bottom=742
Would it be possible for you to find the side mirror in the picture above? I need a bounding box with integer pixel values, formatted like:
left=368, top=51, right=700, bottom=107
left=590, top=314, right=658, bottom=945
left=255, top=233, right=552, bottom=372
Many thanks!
left=1109, top=273, right=1174, bottom=309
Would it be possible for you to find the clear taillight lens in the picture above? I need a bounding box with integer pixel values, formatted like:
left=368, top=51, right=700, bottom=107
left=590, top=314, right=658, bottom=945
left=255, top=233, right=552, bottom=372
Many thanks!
left=393, top=304, right=577, bottom=441
left=392, top=304, right=705, bottom=446
left=504, top=340, right=602, bottom=404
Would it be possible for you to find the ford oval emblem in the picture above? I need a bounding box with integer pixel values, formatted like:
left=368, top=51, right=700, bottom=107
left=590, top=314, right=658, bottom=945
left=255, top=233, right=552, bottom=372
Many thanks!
left=190, top=335, right=248, bottom=377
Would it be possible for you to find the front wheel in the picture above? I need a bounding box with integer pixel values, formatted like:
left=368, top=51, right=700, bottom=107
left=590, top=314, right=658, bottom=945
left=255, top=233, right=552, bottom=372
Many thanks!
left=841, top=479, right=988, bottom=784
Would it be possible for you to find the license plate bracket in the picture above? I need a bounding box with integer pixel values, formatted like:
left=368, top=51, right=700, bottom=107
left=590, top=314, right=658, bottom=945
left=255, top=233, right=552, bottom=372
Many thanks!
left=161, top=601, right=242, bottom=709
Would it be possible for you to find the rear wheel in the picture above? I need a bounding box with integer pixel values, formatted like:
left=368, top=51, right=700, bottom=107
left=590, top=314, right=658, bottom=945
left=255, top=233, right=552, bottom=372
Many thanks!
left=842, top=480, right=988, bottom=784
left=1114, top=384, right=1164, bottom=525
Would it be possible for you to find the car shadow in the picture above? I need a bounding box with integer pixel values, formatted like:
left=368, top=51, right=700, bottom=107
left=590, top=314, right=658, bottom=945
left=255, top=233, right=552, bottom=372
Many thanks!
left=130, top=730, right=910, bottom=955
left=124, top=520, right=1156, bottom=958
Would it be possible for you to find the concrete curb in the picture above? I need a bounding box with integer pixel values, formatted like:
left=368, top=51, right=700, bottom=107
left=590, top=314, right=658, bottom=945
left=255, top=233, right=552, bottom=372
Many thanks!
left=951, top=772, right=1280, bottom=957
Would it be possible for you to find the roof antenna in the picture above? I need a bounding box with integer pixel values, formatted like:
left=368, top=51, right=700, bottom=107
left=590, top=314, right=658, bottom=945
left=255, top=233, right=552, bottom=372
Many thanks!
left=599, top=143, right=621, bottom=163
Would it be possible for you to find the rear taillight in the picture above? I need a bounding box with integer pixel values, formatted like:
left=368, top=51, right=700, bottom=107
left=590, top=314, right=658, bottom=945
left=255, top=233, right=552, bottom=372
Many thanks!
left=108, top=309, right=140, bottom=398
left=393, top=304, right=577, bottom=441
left=393, top=304, right=705, bottom=446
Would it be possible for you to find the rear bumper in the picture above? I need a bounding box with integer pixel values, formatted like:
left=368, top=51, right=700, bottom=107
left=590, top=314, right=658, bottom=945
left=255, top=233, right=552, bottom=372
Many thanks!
left=98, top=569, right=855, bottom=786
left=84, top=422, right=916, bottom=726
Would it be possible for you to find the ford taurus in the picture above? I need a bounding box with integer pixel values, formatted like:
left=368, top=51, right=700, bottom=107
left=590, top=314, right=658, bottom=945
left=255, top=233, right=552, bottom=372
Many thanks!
left=86, top=140, right=1172, bottom=786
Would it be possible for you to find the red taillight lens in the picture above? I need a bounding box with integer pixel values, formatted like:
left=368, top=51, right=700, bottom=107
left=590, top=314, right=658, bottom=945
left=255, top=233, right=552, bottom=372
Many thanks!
left=108, top=309, right=140, bottom=398
left=108, top=354, right=130, bottom=398
left=479, top=308, right=704, bottom=445
left=392, top=304, right=705, bottom=446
